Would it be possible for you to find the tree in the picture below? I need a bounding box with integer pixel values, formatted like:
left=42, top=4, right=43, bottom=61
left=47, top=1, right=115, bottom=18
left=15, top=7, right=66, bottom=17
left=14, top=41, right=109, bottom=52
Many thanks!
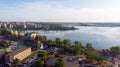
left=63, top=39, right=71, bottom=45
left=13, top=58, right=20, bottom=67
left=55, top=53, right=60, bottom=58
left=55, top=38, right=62, bottom=47
left=38, top=52, right=47, bottom=57
left=73, top=41, right=85, bottom=55
left=38, top=52, right=48, bottom=61
left=75, top=41, right=84, bottom=50
left=73, top=44, right=80, bottom=55
left=74, top=41, right=80, bottom=45
left=86, top=43, right=94, bottom=51
left=110, top=46, right=120, bottom=53
left=63, top=43, right=71, bottom=52
left=37, top=35, right=47, bottom=43
left=42, top=35, right=47, bottom=42
left=31, top=60, right=44, bottom=67
left=31, top=52, right=48, bottom=67
left=86, top=53, right=96, bottom=62
left=45, top=40, right=56, bottom=47
left=39, top=60, right=44, bottom=67
left=56, top=38, right=62, bottom=44
left=55, top=59, right=65, bottom=67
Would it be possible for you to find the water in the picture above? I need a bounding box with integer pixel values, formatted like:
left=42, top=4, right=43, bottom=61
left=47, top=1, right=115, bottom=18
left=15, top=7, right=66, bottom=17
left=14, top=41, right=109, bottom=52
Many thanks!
left=22, top=26, right=120, bottom=50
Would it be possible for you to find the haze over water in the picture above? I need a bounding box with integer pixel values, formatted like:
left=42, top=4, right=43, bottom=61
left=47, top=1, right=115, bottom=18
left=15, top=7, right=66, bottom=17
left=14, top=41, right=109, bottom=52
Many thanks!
left=23, top=26, right=120, bottom=50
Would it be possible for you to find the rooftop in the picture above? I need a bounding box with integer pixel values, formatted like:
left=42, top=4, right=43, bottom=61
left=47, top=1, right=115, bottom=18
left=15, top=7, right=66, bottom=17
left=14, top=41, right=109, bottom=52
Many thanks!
left=6, top=47, right=31, bottom=56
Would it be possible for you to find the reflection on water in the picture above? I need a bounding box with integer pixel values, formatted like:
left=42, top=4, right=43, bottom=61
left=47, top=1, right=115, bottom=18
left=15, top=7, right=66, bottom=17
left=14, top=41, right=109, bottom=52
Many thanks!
left=22, top=26, right=120, bottom=50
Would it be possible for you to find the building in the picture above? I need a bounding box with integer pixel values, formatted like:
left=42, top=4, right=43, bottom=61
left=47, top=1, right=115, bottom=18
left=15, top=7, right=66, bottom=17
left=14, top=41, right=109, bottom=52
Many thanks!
left=6, top=41, right=19, bottom=52
left=9, top=29, right=19, bottom=35
left=4, top=23, right=7, bottom=28
left=26, top=32, right=38, bottom=39
left=9, top=24, right=13, bottom=29
left=5, top=47, right=31, bottom=64
left=24, top=23, right=27, bottom=29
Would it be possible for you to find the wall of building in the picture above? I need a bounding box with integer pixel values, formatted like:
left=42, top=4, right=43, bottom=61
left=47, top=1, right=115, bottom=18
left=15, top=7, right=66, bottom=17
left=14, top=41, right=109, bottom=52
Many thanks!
left=13, top=48, right=31, bottom=61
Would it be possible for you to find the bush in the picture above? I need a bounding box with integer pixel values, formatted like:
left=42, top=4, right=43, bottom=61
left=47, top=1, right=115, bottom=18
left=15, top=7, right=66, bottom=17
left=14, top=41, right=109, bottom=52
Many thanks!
left=54, top=59, right=65, bottom=67
left=55, top=53, right=60, bottom=58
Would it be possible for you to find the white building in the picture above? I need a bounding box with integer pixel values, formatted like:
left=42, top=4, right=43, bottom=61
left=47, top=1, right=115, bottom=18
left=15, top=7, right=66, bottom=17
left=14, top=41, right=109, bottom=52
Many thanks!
left=9, top=24, right=13, bottom=29
left=26, top=32, right=38, bottom=39
left=24, top=23, right=27, bottom=29
left=9, top=29, right=19, bottom=36
left=4, top=23, right=7, bottom=28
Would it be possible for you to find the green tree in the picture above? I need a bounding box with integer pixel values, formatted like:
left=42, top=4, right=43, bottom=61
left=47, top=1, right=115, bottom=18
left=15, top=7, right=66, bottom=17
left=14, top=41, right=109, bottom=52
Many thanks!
left=110, top=46, right=120, bottom=53
left=55, top=38, right=62, bottom=47
left=13, top=58, right=20, bottom=67
left=75, top=41, right=84, bottom=50
left=63, top=43, right=71, bottom=53
left=56, top=38, right=62, bottom=44
left=42, top=35, right=47, bottom=42
left=86, top=43, right=94, bottom=51
left=38, top=52, right=48, bottom=61
left=63, top=39, right=71, bottom=45
left=73, top=41, right=84, bottom=55
left=31, top=60, right=44, bottom=67
left=73, top=44, right=80, bottom=55
left=55, top=59, right=65, bottom=67
left=86, top=53, right=96, bottom=62
left=38, top=35, right=47, bottom=43
left=74, top=41, right=80, bottom=45
left=55, top=53, right=60, bottom=58
left=39, top=60, right=44, bottom=67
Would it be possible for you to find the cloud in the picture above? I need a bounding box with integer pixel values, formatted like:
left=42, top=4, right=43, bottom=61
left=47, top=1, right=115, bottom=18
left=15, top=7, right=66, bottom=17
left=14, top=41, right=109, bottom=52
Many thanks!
left=1, top=1, right=120, bottom=22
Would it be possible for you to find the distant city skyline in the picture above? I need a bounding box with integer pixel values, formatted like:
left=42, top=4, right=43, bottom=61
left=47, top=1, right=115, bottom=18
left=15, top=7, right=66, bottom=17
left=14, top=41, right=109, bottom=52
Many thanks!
left=1, top=0, right=120, bottom=22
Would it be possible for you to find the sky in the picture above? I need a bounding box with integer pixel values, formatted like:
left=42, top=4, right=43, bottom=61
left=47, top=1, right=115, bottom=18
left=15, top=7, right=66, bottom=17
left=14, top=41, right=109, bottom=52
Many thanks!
left=1, top=0, right=120, bottom=22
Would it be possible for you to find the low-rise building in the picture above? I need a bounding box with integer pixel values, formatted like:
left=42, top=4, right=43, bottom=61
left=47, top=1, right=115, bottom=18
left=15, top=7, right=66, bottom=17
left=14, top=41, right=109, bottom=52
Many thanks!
left=5, top=47, right=31, bottom=64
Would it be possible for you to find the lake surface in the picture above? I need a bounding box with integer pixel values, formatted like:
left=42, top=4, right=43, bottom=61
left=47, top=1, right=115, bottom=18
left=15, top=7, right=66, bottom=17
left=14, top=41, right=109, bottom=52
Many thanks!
left=22, top=26, right=120, bottom=50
